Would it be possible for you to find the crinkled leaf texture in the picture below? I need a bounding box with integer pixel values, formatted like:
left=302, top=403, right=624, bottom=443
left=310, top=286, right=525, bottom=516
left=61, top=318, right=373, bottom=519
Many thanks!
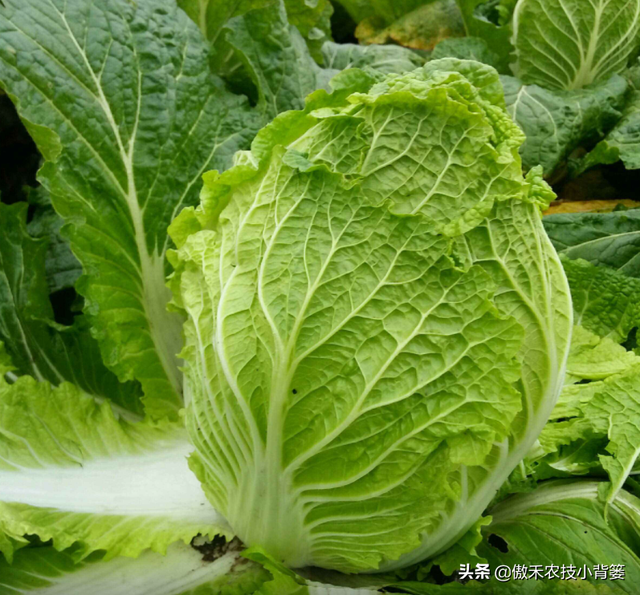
left=561, top=257, right=640, bottom=343
left=171, top=59, right=572, bottom=573
left=177, top=0, right=332, bottom=67
left=531, top=357, right=640, bottom=505
left=563, top=325, right=638, bottom=385
left=321, top=43, right=426, bottom=76
left=580, top=101, right=640, bottom=173
left=222, top=1, right=327, bottom=123
left=532, top=211, right=640, bottom=488
left=0, top=373, right=226, bottom=564
left=571, top=63, right=640, bottom=174
left=512, top=0, right=640, bottom=90
left=0, top=0, right=263, bottom=420
left=431, top=38, right=502, bottom=71
left=543, top=207, right=640, bottom=343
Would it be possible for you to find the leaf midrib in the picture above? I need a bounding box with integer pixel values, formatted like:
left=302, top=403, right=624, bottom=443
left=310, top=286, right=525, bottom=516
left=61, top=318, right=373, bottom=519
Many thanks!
left=49, top=0, right=182, bottom=398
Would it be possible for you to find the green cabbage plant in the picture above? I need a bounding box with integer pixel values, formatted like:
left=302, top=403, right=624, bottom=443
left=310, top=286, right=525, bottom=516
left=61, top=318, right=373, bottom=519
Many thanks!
left=8, top=0, right=640, bottom=592
left=171, top=58, right=573, bottom=573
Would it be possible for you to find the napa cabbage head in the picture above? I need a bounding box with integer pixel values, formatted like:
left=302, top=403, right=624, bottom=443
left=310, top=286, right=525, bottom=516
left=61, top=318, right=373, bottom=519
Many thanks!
left=171, top=60, right=573, bottom=573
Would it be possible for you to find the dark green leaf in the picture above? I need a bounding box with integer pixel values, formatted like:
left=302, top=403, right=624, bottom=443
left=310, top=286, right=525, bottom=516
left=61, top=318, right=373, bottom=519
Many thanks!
left=562, top=257, right=640, bottom=343
left=225, top=1, right=324, bottom=120
left=454, top=0, right=514, bottom=72
left=0, top=202, right=142, bottom=414
left=502, top=75, right=627, bottom=176
left=431, top=37, right=501, bottom=69
left=321, top=42, right=425, bottom=75
left=478, top=481, right=640, bottom=594
left=0, top=0, right=262, bottom=419
left=544, top=209, right=640, bottom=278
left=26, top=186, right=81, bottom=294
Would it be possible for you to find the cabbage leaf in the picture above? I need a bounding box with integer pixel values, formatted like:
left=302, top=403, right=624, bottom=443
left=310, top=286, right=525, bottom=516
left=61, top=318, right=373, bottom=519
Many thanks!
left=0, top=202, right=142, bottom=414
left=479, top=481, right=640, bottom=594
left=0, top=373, right=225, bottom=563
left=512, top=0, right=640, bottom=90
left=545, top=208, right=640, bottom=278
left=0, top=542, right=268, bottom=595
left=0, top=0, right=263, bottom=420
left=502, top=75, right=627, bottom=175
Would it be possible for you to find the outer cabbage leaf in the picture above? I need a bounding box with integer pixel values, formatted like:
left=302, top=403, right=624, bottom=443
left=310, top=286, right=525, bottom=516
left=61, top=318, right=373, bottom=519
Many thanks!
left=580, top=112, right=640, bottom=173
left=564, top=326, right=638, bottom=384
left=0, top=542, right=269, bottom=595
left=476, top=481, right=640, bottom=594
left=0, top=541, right=386, bottom=595
left=219, top=2, right=429, bottom=121
left=431, top=38, right=501, bottom=70
left=571, top=63, right=640, bottom=174
left=512, top=0, right=640, bottom=90
left=321, top=43, right=426, bottom=76
left=425, top=516, right=491, bottom=577
left=0, top=0, right=263, bottom=420
left=0, top=202, right=142, bottom=414
left=561, top=257, right=640, bottom=343
left=0, top=374, right=225, bottom=563
left=502, top=75, right=627, bottom=176
left=544, top=208, right=640, bottom=278
left=522, top=327, right=640, bottom=482
left=531, top=363, right=640, bottom=505
left=245, top=549, right=383, bottom=595
left=173, top=60, right=572, bottom=572
left=454, top=0, right=514, bottom=73
left=578, top=105, right=640, bottom=174
left=354, top=1, right=465, bottom=51
left=527, top=438, right=609, bottom=484
left=543, top=210, right=640, bottom=343
left=579, top=371, right=640, bottom=504
left=177, top=0, right=332, bottom=65
left=223, top=1, right=326, bottom=122
left=25, top=186, right=81, bottom=295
